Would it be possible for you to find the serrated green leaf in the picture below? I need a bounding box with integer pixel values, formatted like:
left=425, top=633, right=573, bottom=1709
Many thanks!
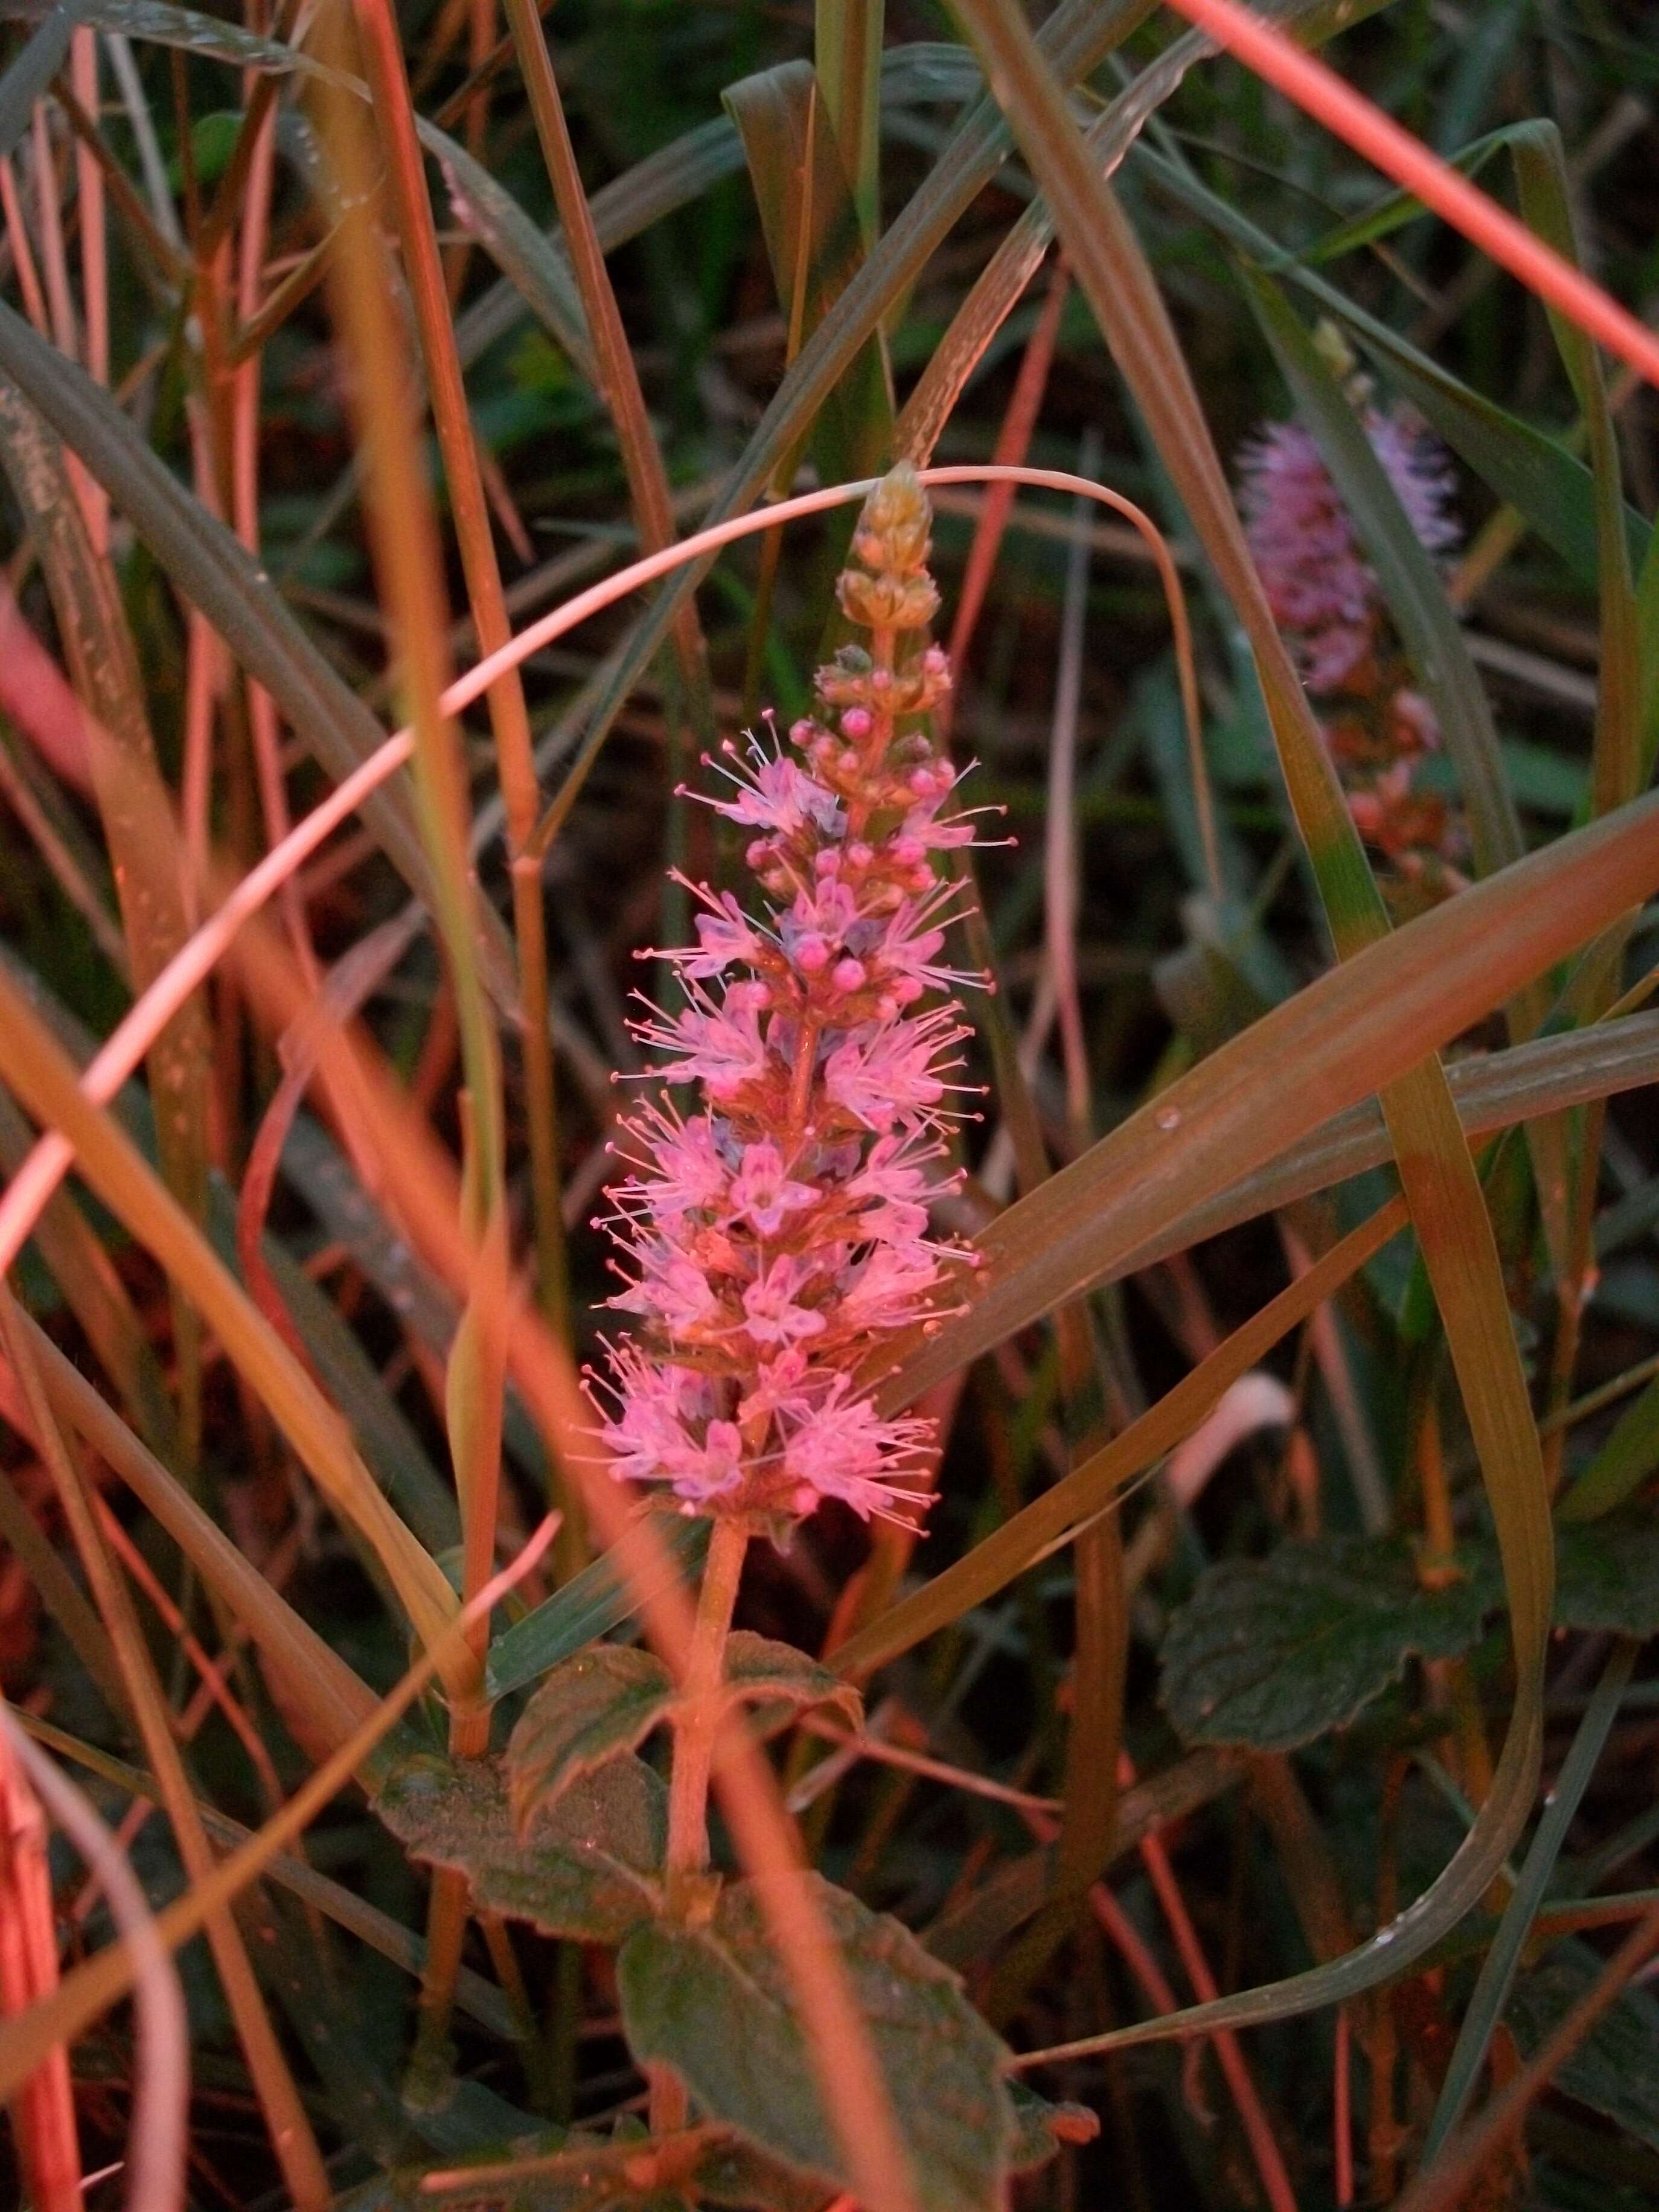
left=376, top=1752, right=663, bottom=1945
left=1553, top=1514, right=1659, bottom=1637
left=1159, top=1539, right=1495, bottom=1752
left=617, top=1875, right=1017, bottom=2212
left=507, top=1645, right=675, bottom=1831
left=691, top=2135, right=836, bottom=2212
left=1509, top=1942, right=1659, bottom=2151
left=721, top=1629, right=863, bottom=1730
left=506, top=1631, right=862, bottom=1833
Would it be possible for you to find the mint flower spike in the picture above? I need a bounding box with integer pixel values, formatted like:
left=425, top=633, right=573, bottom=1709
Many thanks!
left=587, top=464, right=989, bottom=1532
left=1237, top=394, right=1467, bottom=898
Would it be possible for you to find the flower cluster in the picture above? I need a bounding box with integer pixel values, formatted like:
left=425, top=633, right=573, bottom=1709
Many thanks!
left=1239, top=385, right=1465, bottom=904
left=588, top=467, right=985, bottom=1527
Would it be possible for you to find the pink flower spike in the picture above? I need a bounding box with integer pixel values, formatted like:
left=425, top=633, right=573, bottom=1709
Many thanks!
left=586, top=465, right=983, bottom=1532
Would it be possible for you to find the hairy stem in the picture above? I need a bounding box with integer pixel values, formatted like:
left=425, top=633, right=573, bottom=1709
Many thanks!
left=651, top=1513, right=750, bottom=2130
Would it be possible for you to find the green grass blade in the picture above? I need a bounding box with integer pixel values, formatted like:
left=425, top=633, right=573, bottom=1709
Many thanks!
left=486, top=1515, right=709, bottom=1700
left=0, top=302, right=440, bottom=911
left=1422, top=1637, right=1638, bottom=2159
left=1556, top=1372, right=1659, bottom=1524
left=816, top=0, right=883, bottom=245
left=0, top=0, right=85, bottom=159
left=725, top=59, right=893, bottom=486
left=18, top=1716, right=516, bottom=2039
left=1293, top=120, right=1531, bottom=264
left=839, top=1198, right=1407, bottom=1683
left=1125, top=1008, right=1659, bottom=1281
left=21, top=1314, right=383, bottom=1762
left=931, top=0, right=1559, bottom=2053
left=514, top=0, right=1156, bottom=829
left=1507, top=121, right=1641, bottom=818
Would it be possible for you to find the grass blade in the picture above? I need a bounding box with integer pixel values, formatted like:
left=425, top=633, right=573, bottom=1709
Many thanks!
left=0, top=302, right=441, bottom=914
left=0, top=957, right=466, bottom=1679
left=726, top=59, right=893, bottom=487
left=487, top=1517, right=710, bottom=1700
left=1507, top=121, right=1640, bottom=818
left=839, top=1198, right=1408, bottom=1683
left=1422, top=1637, right=1638, bottom=2159
left=816, top=0, right=883, bottom=245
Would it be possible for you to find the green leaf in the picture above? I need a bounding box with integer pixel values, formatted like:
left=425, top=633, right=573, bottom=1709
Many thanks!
left=1553, top=1514, right=1659, bottom=1637
left=1509, top=1942, right=1659, bottom=2151
left=721, top=1629, right=863, bottom=1730
left=507, top=1645, right=674, bottom=1832
left=618, top=1875, right=1018, bottom=2212
left=1159, top=1539, right=1495, bottom=1752
left=376, top=1752, right=663, bottom=1946
left=724, top=60, right=893, bottom=490
left=507, top=1631, right=861, bottom=1832
left=487, top=1517, right=710, bottom=1701
left=690, top=2135, right=837, bottom=2212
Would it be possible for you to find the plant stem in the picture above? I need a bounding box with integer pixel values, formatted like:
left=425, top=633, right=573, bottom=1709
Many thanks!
left=665, top=1514, right=750, bottom=1887
left=650, top=1512, right=750, bottom=2131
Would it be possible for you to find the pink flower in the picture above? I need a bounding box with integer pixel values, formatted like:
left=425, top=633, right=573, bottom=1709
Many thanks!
left=594, top=1351, right=715, bottom=1485
left=622, top=1107, right=727, bottom=1218
left=1238, top=408, right=1460, bottom=695
left=779, top=1377, right=934, bottom=1523
left=612, top=1244, right=721, bottom=1334
left=678, top=887, right=767, bottom=980
left=635, top=988, right=769, bottom=1098
left=741, top=1254, right=827, bottom=1345
left=823, top=1006, right=970, bottom=1131
left=589, top=467, right=981, bottom=1529
left=839, top=1239, right=950, bottom=1332
left=730, top=1140, right=818, bottom=1235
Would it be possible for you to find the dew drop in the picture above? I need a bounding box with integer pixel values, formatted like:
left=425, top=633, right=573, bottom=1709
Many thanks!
left=1154, top=1102, right=1182, bottom=1132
